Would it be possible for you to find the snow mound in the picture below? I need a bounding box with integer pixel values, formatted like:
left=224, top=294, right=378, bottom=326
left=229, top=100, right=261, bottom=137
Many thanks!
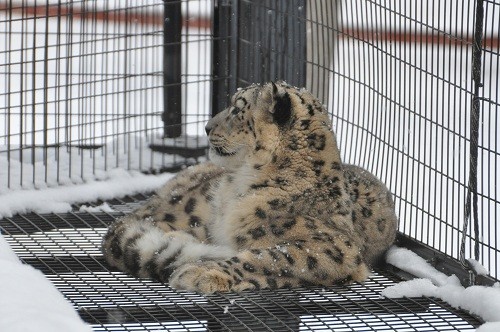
left=477, top=322, right=500, bottom=332
left=0, top=235, right=91, bottom=332
left=79, top=202, right=116, bottom=213
left=385, top=246, right=449, bottom=286
left=467, top=258, right=490, bottom=276
left=384, top=246, right=500, bottom=324
left=0, top=169, right=173, bottom=219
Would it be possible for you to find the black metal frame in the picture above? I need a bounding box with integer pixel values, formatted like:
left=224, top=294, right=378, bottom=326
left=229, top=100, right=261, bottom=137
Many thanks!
left=211, top=0, right=233, bottom=117
left=163, top=0, right=183, bottom=138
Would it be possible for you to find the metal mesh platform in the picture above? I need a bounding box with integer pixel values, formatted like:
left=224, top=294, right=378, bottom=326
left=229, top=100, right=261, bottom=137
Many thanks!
left=1, top=194, right=483, bottom=331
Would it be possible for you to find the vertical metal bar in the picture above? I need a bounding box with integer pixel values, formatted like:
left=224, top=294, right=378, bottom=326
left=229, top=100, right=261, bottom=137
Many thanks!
left=65, top=1, right=73, bottom=179
left=79, top=1, right=85, bottom=178
left=229, top=0, right=238, bottom=94
left=20, top=0, right=25, bottom=187
left=211, top=0, right=232, bottom=117
left=138, top=2, right=145, bottom=170
left=163, top=0, right=182, bottom=137
left=90, top=0, right=97, bottom=174
left=55, top=0, right=62, bottom=184
left=124, top=0, right=129, bottom=167
left=111, top=2, right=118, bottom=168
left=31, top=0, right=38, bottom=185
left=6, top=0, right=12, bottom=188
left=43, top=0, right=50, bottom=183
left=460, top=0, right=484, bottom=285
left=102, top=0, right=109, bottom=172
left=183, top=0, right=190, bottom=144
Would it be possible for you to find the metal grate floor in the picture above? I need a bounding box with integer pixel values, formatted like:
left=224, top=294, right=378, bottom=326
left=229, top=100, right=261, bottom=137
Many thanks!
left=1, top=194, right=483, bottom=331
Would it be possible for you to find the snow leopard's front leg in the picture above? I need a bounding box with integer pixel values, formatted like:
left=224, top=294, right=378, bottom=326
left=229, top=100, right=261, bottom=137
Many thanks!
left=102, top=217, right=236, bottom=281
left=101, top=162, right=227, bottom=279
left=169, top=227, right=370, bottom=293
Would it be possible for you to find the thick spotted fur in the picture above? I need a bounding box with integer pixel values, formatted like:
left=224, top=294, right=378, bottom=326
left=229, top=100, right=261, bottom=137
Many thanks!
left=102, top=82, right=398, bottom=293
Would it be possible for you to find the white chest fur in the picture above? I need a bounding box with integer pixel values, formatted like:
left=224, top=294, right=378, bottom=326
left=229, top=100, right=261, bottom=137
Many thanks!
left=208, top=165, right=258, bottom=248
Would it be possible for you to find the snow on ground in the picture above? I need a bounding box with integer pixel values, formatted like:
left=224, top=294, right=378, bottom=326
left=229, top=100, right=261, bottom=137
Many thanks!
left=383, top=246, right=500, bottom=325
left=0, top=166, right=173, bottom=218
left=477, top=322, right=500, bottom=332
left=385, top=246, right=449, bottom=286
left=0, top=234, right=92, bottom=332
left=0, top=135, right=181, bottom=193
left=0, top=126, right=176, bottom=218
left=468, top=258, right=491, bottom=276
left=79, top=202, right=115, bottom=213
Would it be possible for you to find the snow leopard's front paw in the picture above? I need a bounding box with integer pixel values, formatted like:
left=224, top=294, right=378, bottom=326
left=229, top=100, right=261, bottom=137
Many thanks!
left=169, top=261, right=255, bottom=294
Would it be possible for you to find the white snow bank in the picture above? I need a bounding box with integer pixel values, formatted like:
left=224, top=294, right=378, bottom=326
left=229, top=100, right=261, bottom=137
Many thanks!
left=385, top=246, right=449, bottom=286
left=383, top=246, right=500, bottom=323
left=79, top=202, right=116, bottom=213
left=0, top=138, right=179, bottom=194
left=467, top=258, right=490, bottom=276
left=477, top=322, right=500, bottom=332
left=0, top=235, right=92, bottom=332
left=0, top=169, right=173, bottom=219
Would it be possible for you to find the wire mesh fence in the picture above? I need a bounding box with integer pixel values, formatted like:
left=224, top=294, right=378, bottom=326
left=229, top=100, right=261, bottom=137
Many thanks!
left=331, top=0, right=499, bottom=283
left=0, top=0, right=213, bottom=191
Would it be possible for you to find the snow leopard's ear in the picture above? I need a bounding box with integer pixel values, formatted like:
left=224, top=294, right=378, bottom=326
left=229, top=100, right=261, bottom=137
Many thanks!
left=269, top=82, right=292, bottom=127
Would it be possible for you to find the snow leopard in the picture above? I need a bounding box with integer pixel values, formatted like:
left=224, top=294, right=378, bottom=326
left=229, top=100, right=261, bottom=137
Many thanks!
left=102, top=82, right=398, bottom=293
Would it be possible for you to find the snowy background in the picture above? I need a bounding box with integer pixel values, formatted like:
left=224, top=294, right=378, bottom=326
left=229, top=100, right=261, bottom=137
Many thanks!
left=0, top=231, right=91, bottom=331
left=0, top=0, right=499, bottom=330
left=0, top=0, right=211, bottom=191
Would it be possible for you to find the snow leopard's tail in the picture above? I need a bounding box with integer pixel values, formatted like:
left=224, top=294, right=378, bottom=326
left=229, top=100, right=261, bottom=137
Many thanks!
left=102, top=217, right=235, bottom=281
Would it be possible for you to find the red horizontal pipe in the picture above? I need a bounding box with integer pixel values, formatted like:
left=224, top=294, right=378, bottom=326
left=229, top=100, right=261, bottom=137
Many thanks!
left=0, top=3, right=498, bottom=49
left=0, top=2, right=212, bottom=29
left=341, top=27, right=499, bottom=50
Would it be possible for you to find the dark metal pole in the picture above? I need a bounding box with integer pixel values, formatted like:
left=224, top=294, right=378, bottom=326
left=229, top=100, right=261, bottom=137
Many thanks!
left=211, top=0, right=233, bottom=117
left=163, top=0, right=182, bottom=138
left=460, top=0, right=484, bottom=286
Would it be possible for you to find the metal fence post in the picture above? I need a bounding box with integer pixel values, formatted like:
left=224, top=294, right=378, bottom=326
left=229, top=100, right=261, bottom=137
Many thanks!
left=211, top=0, right=233, bottom=117
left=460, top=0, right=484, bottom=286
left=235, top=0, right=306, bottom=89
left=163, top=0, right=182, bottom=138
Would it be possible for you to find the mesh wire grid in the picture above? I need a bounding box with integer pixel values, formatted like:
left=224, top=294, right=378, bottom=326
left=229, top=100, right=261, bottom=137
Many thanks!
left=1, top=194, right=483, bottom=331
left=331, top=0, right=500, bottom=282
left=0, top=0, right=213, bottom=190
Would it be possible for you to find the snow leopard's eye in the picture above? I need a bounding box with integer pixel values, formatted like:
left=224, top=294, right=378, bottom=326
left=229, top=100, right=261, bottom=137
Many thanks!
left=231, top=107, right=242, bottom=116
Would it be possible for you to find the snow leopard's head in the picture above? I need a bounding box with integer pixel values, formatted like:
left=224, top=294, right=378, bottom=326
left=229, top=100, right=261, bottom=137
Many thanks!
left=205, top=82, right=340, bottom=171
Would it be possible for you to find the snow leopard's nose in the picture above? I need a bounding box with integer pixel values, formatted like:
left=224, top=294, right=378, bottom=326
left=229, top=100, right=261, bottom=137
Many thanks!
left=205, top=123, right=212, bottom=136
left=205, top=116, right=218, bottom=136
